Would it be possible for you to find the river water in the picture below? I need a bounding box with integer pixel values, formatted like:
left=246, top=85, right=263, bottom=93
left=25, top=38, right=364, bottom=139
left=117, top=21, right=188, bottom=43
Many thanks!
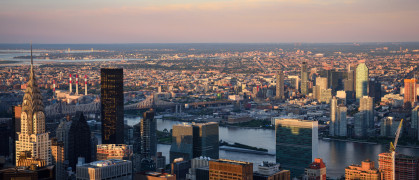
left=125, top=116, right=419, bottom=178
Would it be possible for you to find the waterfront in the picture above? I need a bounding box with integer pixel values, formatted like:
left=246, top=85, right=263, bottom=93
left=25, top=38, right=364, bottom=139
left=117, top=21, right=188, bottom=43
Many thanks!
left=126, top=116, right=419, bottom=178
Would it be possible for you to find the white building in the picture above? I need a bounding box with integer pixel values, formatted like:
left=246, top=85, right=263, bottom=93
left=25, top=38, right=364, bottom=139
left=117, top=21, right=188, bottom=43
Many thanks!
left=76, top=159, right=132, bottom=180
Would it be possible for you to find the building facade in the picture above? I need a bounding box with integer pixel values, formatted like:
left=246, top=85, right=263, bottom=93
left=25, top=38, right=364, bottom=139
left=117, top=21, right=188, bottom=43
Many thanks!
left=276, top=70, right=285, bottom=99
left=301, top=62, right=309, bottom=95
left=404, top=78, right=418, bottom=107
left=97, top=144, right=133, bottom=161
left=275, top=118, right=319, bottom=178
left=170, top=122, right=219, bottom=162
left=101, top=68, right=124, bottom=144
left=76, top=159, right=132, bottom=180
left=345, top=160, right=380, bottom=180
left=15, top=50, right=51, bottom=165
left=356, top=63, right=369, bottom=102
left=209, top=159, right=253, bottom=180
left=141, top=109, right=157, bottom=159
left=303, top=158, right=326, bottom=180
left=378, top=152, right=419, bottom=180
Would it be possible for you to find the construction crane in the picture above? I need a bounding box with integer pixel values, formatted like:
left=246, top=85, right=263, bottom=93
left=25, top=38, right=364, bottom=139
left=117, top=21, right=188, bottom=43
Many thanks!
left=389, top=119, right=403, bottom=180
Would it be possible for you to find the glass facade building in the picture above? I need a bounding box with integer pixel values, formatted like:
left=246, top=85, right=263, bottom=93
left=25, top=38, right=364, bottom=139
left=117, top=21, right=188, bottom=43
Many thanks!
left=101, top=68, right=124, bottom=144
left=275, top=119, right=318, bottom=178
left=356, top=63, right=369, bottom=102
left=170, top=122, right=219, bottom=162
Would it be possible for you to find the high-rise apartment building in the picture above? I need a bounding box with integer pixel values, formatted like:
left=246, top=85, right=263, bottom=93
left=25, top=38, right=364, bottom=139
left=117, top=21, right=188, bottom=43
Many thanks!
left=301, top=62, right=309, bottom=95
left=345, top=160, right=380, bottom=180
left=276, top=70, right=285, bottom=99
left=141, top=109, right=157, bottom=158
left=170, top=122, right=219, bottom=162
left=404, top=78, right=418, bottom=107
left=275, top=118, right=318, bottom=177
left=101, top=67, right=124, bottom=144
left=356, top=62, right=369, bottom=102
left=378, top=152, right=419, bottom=180
left=303, top=158, right=326, bottom=180
left=329, top=97, right=348, bottom=137
left=359, top=96, right=374, bottom=131
left=16, top=47, right=51, bottom=165
left=51, top=139, right=66, bottom=180
left=209, top=159, right=253, bottom=180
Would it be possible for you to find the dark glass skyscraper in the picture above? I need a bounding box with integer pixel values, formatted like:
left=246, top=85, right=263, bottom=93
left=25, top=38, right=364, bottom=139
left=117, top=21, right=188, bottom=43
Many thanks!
left=275, top=118, right=318, bottom=178
left=141, top=109, right=157, bottom=159
left=170, top=122, right=219, bottom=162
left=68, top=112, right=92, bottom=169
left=101, top=68, right=124, bottom=144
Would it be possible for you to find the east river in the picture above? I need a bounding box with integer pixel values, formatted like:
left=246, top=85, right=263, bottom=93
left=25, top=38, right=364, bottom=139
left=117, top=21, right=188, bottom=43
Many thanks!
left=124, top=116, right=419, bottom=178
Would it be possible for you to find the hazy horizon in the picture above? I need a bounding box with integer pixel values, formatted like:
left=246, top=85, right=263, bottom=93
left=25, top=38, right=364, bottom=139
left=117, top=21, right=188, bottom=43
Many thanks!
left=1, top=0, right=419, bottom=44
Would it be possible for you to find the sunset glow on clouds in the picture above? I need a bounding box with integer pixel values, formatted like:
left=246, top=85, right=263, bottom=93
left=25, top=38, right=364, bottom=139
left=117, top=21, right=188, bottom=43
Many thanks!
left=0, top=0, right=418, bottom=43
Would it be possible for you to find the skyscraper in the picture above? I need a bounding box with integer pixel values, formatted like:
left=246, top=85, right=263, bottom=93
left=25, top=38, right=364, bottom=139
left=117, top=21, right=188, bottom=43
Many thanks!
left=368, top=78, right=381, bottom=104
left=67, top=112, right=92, bottom=169
left=101, top=67, right=124, bottom=144
left=404, top=78, right=418, bottom=107
left=301, top=62, right=309, bottom=95
left=51, top=139, right=66, bottom=180
left=337, top=105, right=347, bottom=137
left=170, top=122, right=219, bottom=162
left=276, top=70, right=285, bottom=99
left=141, top=109, right=157, bottom=158
left=275, top=118, right=318, bottom=177
left=359, top=96, right=374, bottom=131
left=356, top=62, right=369, bottom=102
left=329, top=97, right=337, bottom=136
left=16, top=45, right=51, bottom=165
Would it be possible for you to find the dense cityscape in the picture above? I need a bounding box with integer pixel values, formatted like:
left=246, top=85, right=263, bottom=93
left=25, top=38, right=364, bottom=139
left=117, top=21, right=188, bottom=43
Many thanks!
left=0, top=42, right=418, bottom=179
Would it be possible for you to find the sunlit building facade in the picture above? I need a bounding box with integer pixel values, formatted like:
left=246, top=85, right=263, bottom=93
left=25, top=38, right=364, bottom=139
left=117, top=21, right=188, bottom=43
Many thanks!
left=356, top=62, right=369, bottom=102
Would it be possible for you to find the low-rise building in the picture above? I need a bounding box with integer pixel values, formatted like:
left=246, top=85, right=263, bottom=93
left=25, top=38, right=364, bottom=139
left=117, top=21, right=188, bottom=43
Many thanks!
left=76, top=159, right=132, bottom=180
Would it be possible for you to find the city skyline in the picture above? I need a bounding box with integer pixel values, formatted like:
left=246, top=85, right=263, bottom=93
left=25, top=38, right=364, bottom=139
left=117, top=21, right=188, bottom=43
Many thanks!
left=1, top=0, right=419, bottom=43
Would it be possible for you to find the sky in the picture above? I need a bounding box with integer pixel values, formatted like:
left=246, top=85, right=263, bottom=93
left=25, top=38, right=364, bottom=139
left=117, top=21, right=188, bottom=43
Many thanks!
left=0, top=0, right=418, bottom=43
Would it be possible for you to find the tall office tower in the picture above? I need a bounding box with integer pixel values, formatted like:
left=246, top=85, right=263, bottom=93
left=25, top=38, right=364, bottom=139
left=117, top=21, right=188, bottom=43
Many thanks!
left=16, top=46, right=51, bottom=165
left=378, top=153, right=419, bottom=180
left=67, top=112, right=92, bottom=169
left=56, top=118, right=71, bottom=160
left=51, top=139, right=66, bottom=180
left=344, top=69, right=355, bottom=92
left=170, top=122, right=219, bottom=162
left=319, top=89, right=332, bottom=103
left=101, top=67, right=124, bottom=144
left=354, top=111, right=366, bottom=138
left=303, top=158, right=326, bottom=180
left=76, top=159, right=133, bottom=180
left=275, top=119, right=318, bottom=177
left=301, top=62, right=309, bottom=95
left=186, top=157, right=210, bottom=180
left=368, top=78, right=381, bottom=104
left=276, top=71, right=285, bottom=99
left=209, top=159, right=253, bottom=180
left=359, top=96, right=374, bottom=132
left=356, top=62, right=369, bottom=102
left=329, top=97, right=337, bottom=136
left=97, top=144, right=133, bottom=160
left=404, top=78, right=418, bottom=107
left=141, top=109, right=157, bottom=159
left=412, top=106, right=419, bottom=141
left=344, top=160, right=380, bottom=180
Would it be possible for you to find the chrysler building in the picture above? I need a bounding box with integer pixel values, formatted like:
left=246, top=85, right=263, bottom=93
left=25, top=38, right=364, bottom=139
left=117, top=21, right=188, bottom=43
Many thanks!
left=15, top=44, right=51, bottom=165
